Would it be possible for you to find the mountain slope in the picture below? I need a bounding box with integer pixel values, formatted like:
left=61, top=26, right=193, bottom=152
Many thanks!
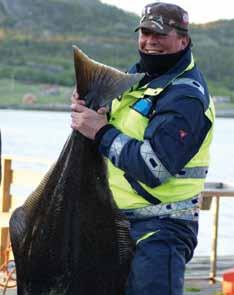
left=0, top=0, right=233, bottom=99
left=0, top=0, right=139, bottom=86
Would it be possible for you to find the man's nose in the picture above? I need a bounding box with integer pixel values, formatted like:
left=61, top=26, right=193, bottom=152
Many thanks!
left=146, top=34, right=159, bottom=44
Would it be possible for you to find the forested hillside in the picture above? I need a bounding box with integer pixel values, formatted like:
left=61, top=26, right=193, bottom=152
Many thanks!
left=0, top=0, right=233, bottom=99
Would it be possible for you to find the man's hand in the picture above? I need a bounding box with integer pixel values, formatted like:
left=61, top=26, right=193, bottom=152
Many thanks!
left=71, top=89, right=108, bottom=140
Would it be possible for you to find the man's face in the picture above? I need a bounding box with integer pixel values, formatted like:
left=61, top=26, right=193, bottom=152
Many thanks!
left=138, top=28, right=189, bottom=55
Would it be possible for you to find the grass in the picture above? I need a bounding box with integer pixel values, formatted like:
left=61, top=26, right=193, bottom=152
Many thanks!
left=0, top=79, right=72, bottom=105
left=0, top=78, right=234, bottom=113
left=214, top=102, right=234, bottom=109
left=185, top=287, right=224, bottom=294
left=185, top=287, right=201, bottom=292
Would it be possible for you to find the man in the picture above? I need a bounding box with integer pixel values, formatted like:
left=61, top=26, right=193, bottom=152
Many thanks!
left=71, top=2, right=215, bottom=294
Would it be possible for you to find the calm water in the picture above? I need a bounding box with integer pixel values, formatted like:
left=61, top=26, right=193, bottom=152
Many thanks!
left=0, top=109, right=234, bottom=256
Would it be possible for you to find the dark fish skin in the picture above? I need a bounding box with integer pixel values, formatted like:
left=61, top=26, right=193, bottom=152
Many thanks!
left=10, top=133, right=135, bottom=294
left=9, top=46, right=142, bottom=295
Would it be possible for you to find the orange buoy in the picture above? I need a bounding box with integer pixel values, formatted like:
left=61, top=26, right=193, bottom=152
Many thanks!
left=223, top=269, right=234, bottom=295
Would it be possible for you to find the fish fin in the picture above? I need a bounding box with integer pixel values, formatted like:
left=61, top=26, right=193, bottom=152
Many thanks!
left=73, top=45, right=144, bottom=108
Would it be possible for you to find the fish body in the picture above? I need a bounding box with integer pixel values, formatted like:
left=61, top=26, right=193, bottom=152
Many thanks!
left=10, top=47, right=143, bottom=294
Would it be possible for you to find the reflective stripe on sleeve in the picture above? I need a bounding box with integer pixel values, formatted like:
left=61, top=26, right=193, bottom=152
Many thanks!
left=172, top=78, right=205, bottom=95
left=108, top=133, right=131, bottom=166
left=140, top=140, right=172, bottom=183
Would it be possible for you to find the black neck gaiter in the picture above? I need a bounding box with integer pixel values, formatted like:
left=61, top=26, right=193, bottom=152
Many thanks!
left=138, top=45, right=189, bottom=76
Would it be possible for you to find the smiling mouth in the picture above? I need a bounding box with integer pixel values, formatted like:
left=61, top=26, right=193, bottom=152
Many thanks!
left=144, top=49, right=164, bottom=54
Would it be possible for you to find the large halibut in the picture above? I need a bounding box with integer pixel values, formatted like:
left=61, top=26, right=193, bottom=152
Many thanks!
left=9, top=47, right=143, bottom=294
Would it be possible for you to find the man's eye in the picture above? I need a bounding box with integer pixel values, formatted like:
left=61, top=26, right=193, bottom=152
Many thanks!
left=141, top=30, right=152, bottom=36
left=158, top=34, right=168, bottom=38
left=141, top=29, right=151, bottom=35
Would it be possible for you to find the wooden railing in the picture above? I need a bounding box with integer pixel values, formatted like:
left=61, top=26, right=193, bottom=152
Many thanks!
left=0, top=156, right=50, bottom=266
left=0, top=156, right=234, bottom=283
left=202, top=182, right=234, bottom=283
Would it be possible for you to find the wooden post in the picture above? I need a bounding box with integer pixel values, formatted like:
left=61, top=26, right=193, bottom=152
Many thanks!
left=0, top=158, right=13, bottom=265
left=0, top=158, right=13, bottom=212
left=209, top=196, right=220, bottom=284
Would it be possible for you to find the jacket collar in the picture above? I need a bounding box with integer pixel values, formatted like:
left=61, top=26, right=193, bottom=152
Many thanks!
left=128, top=47, right=194, bottom=91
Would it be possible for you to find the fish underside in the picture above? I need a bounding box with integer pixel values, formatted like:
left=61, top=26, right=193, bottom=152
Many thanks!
left=9, top=47, right=144, bottom=295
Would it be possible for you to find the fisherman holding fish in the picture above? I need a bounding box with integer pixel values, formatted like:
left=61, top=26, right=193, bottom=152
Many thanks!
left=71, top=2, right=215, bottom=294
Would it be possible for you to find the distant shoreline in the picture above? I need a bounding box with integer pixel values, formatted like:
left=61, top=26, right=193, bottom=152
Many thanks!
left=0, top=104, right=70, bottom=113
left=1, top=104, right=234, bottom=118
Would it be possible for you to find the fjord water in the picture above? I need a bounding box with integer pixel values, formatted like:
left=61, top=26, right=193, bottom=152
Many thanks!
left=0, top=109, right=234, bottom=256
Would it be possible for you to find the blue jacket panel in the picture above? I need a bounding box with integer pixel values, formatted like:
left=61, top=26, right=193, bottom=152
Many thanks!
left=97, top=48, right=211, bottom=187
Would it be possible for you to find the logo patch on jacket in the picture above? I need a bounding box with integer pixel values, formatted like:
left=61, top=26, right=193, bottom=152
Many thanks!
left=179, top=129, right=188, bottom=140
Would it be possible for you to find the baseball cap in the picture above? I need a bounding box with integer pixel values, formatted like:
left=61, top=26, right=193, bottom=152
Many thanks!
left=135, top=2, right=189, bottom=35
